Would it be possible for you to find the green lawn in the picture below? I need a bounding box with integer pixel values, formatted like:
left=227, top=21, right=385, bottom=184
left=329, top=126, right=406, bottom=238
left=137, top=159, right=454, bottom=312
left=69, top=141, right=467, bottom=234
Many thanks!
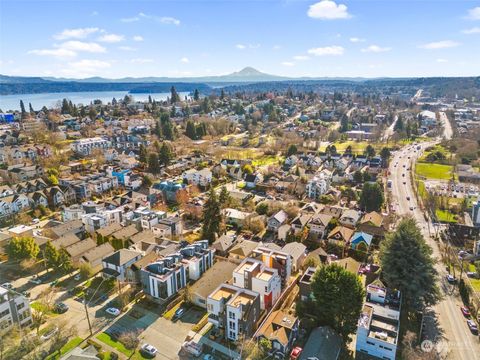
left=415, top=162, right=454, bottom=180
left=319, top=140, right=380, bottom=154
left=44, top=336, right=83, bottom=360
left=96, top=333, right=149, bottom=360
left=435, top=209, right=457, bottom=223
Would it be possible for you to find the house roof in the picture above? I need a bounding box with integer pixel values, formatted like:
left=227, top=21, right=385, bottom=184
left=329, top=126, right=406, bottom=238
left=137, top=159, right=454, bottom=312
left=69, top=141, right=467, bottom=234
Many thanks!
left=96, top=222, right=123, bottom=237
left=103, top=249, right=141, bottom=266
left=190, top=260, right=238, bottom=299
left=360, top=211, right=383, bottom=227
left=111, top=224, right=139, bottom=240
left=334, top=257, right=361, bottom=274
left=299, top=326, right=342, bottom=360
left=229, top=239, right=258, bottom=258
left=327, top=226, right=354, bottom=241
left=310, top=213, right=332, bottom=227
left=48, top=219, right=84, bottom=238
left=51, top=233, right=81, bottom=249
left=81, top=243, right=115, bottom=264
left=292, top=214, right=311, bottom=227
left=282, top=242, right=307, bottom=261
left=129, top=230, right=157, bottom=244
left=65, top=238, right=96, bottom=258
left=351, top=232, right=373, bottom=247
left=270, top=210, right=288, bottom=224
left=340, top=209, right=361, bottom=222
left=212, top=233, right=237, bottom=252
left=256, top=310, right=298, bottom=347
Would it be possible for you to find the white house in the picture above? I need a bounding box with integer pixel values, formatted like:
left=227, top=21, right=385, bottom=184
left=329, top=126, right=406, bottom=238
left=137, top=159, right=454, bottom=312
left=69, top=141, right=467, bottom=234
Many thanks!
left=182, top=168, right=213, bottom=187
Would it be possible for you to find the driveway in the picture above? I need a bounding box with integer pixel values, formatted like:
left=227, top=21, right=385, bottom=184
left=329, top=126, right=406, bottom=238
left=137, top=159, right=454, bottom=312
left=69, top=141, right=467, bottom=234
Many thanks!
left=105, top=302, right=205, bottom=360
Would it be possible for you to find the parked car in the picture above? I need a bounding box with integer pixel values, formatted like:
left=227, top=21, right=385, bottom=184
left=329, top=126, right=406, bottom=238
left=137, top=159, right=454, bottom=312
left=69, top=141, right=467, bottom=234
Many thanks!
left=182, top=341, right=202, bottom=357
left=290, top=347, right=303, bottom=360
left=467, top=320, right=478, bottom=334
left=446, top=274, right=456, bottom=284
left=29, top=275, right=42, bottom=285
left=461, top=306, right=471, bottom=317
left=40, top=327, right=58, bottom=341
left=173, top=307, right=185, bottom=321
left=105, top=307, right=121, bottom=316
left=141, top=343, right=158, bottom=357
left=1, top=282, right=13, bottom=289
left=467, top=272, right=478, bottom=279
left=54, top=302, right=69, bottom=314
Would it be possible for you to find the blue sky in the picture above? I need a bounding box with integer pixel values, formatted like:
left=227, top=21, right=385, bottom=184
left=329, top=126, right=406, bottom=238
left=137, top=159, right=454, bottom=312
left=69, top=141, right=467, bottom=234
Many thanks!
left=1, top=0, right=479, bottom=78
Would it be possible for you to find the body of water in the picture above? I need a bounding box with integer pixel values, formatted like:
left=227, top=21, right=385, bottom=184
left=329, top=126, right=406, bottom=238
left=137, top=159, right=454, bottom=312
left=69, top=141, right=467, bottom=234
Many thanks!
left=0, top=91, right=189, bottom=111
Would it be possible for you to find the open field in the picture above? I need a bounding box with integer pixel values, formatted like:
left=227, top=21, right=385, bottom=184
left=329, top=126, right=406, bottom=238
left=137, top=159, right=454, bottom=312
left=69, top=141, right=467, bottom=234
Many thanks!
left=415, top=162, right=454, bottom=180
left=435, top=209, right=457, bottom=223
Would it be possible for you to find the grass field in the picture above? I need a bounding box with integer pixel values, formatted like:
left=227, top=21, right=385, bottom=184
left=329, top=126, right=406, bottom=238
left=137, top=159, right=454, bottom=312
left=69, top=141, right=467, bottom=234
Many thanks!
left=45, top=337, right=83, bottom=360
left=415, top=163, right=454, bottom=180
left=435, top=209, right=457, bottom=223
left=318, top=140, right=379, bottom=153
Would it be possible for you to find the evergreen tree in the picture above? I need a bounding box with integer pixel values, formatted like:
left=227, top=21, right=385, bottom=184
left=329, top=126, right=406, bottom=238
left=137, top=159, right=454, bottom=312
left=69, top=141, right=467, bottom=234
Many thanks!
left=44, top=241, right=59, bottom=268
left=286, top=144, right=298, bottom=156
left=218, top=186, right=231, bottom=207
left=380, top=147, right=391, bottom=168
left=201, top=97, right=211, bottom=113
left=193, top=89, right=200, bottom=101
left=6, top=236, right=39, bottom=260
left=201, top=188, right=222, bottom=244
left=364, top=144, right=376, bottom=159
left=345, top=145, right=353, bottom=155
left=309, top=264, right=365, bottom=341
left=380, top=217, right=440, bottom=310
left=340, top=114, right=349, bottom=132
left=29, top=103, right=35, bottom=114
left=148, top=153, right=160, bottom=174
left=220, top=89, right=225, bottom=100
left=148, top=95, right=153, bottom=104
left=58, top=249, right=73, bottom=273
left=170, top=105, right=176, bottom=118
left=159, top=143, right=173, bottom=166
left=20, top=100, right=26, bottom=115
left=170, top=86, right=180, bottom=104
left=138, top=144, right=148, bottom=164
left=185, top=120, right=197, bottom=140
left=359, top=182, right=384, bottom=211
left=88, top=107, right=97, bottom=120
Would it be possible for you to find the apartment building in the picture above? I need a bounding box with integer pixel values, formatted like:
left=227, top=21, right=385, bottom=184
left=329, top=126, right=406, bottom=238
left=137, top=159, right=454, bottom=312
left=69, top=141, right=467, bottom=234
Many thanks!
left=207, top=284, right=261, bottom=341
left=356, top=284, right=401, bottom=360
left=252, top=246, right=292, bottom=287
left=0, top=286, right=32, bottom=333
left=71, top=137, right=112, bottom=155
left=232, top=258, right=281, bottom=310
left=140, top=240, right=214, bottom=303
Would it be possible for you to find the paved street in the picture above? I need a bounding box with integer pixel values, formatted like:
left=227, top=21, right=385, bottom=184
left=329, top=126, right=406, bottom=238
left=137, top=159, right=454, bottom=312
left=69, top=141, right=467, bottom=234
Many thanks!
left=389, top=141, right=480, bottom=359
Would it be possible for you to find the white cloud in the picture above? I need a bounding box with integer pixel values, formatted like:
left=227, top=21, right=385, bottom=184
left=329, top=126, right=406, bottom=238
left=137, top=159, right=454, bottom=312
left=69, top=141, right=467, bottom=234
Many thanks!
left=180, top=57, right=189, bottom=63
left=28, top=48, right=76, bottom=58
left=122, top=13, right=180, bottom=25
left=97, top=34, right=124, bottom=43
left=60, top=59, right=111, bottom=78
left=307, top=0, right=351, bottom=20
left=293, top=55, right=310, bottom=60
left=159, top=16, right=180, bottom=25
left=419, top=40, right=460, bottom=49
left=118, top=46, right=136, bottom=51
left=133, top=35, right=144, bottom=41
left=235, top=43, right=260, bottom=50
left=307, top=45, right=344, bottom=56
left=53, top=27, right=100, bottom=40
left=281, top=61, right=295, bottom=66
left=130, top=58, right=154, bottom=64
left=273, top=45, right=282, bottom=50
left=467, top=6, right=480, bottom=20
left=60, top=41, right=106, bottom=53
left=121, top=16, right=140, bottom=23
left=361, top=45, right=392, bottom=53
left=462, top=27, right=480, bottom=34
left=436, top=58, right=448, bottom=63
left=350, top=37, right=365, bottom=43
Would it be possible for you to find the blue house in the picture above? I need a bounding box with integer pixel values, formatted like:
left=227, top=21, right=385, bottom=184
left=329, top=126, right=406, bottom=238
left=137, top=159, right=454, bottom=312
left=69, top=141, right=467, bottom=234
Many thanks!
left=153, top=181, right=186, bottom=203
left=350, top=232, right=373, bottom=250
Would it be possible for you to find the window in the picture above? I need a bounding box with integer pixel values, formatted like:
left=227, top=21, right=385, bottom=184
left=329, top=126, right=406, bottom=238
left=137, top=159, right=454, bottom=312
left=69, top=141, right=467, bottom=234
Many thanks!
left=366, top=341, right=375, bottom=346
left=0, top=309, right=10, bottom=318
left=229, top=321, right=236, bottom=330
left=229, top=312, right=235, bottom=320
left=17, top=303, right=25, bottom=311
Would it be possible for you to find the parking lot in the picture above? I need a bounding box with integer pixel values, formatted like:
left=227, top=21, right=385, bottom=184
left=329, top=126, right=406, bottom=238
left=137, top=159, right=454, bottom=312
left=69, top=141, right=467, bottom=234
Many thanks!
left=105, top=302, right=205, bottom=360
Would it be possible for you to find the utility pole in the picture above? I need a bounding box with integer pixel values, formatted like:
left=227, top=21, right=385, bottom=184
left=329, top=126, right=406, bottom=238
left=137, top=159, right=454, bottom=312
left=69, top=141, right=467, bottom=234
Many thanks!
left=83, top=292, right=93, bottom=336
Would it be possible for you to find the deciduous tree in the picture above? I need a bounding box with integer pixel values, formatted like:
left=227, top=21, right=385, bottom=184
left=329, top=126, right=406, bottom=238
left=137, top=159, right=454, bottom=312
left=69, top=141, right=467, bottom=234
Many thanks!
left=359, top=182, right=384, bottom=212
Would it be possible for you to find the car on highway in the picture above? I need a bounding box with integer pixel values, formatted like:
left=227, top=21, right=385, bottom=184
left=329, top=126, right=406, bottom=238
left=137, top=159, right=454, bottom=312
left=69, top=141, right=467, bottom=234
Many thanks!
left=446, top=274, right=456, bottom=284
left=105, top=307, right=121, bottom=316
left=467, top=320, right=478, bottom=334
left=402, top=174, right=405, bottom=177
left=406, top=196, right=410, bottom=201
left=29, top=275, right=42, bottom=284
left=461, top=306, right=471, bottom=317
left=140, top=343, right=158, bottom=357
left=73, top=274, right=82, bottom=281
left=403, top=181, right=406, bottom=185
left=409, top=206, right=414, bottom=211
left=40, top=326, right=58, bottom=341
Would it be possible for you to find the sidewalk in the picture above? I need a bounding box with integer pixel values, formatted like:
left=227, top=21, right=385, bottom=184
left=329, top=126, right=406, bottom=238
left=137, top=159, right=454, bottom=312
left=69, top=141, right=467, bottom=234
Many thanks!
left=190, top=328, right=240, bottom=359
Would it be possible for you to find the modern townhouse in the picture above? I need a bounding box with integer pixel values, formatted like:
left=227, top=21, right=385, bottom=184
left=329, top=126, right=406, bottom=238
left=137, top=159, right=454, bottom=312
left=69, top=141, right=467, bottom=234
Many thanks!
left=356, top=284, right=401, bottom=360
left=251, top=246, right=292, bottom=287
left=182, top=168, right=213, bottom=187
left=232, top=258, right=281, bottom=310
left=70, top=137, right=112, bottom=156
left=207, top=283, right=261, bottom=341
left=0, top=286, right=32, bottom=333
